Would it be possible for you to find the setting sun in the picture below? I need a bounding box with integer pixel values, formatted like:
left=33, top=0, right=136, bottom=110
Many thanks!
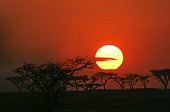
left=95, top=45, right=123, bottom=70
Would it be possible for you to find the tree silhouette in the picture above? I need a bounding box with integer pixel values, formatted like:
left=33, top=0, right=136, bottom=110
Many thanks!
left=94, top=72, right=116, bottom=90
left=125, top=73, right=139, bottom=90
left=12, top=57, right=93, bottom=112
left=88, top=75, right=102, bottom=90
left=69, top=75, right=87, bottom=91
left=79, top=75, right=102, bottom=91
left=150, top=69, right=170, bottom=90
left=77, top=75, right=89, bottom=90
left=139, top=75, right=150, bottom=89
left=113, top=75, right=127, bottom=90
left=6, top=76, right=29, bottom=93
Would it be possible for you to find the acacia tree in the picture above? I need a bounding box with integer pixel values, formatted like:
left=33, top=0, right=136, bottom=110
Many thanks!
left=139, top=75, right=150, bottom=89
left=77, top=75, right=91, bottom=90
left=69, top=75, right=85, bottom=91
left=113, top=75, right=127, bottom=90
left=11, top=57, right=93, bottom=112
left=88, top=75, right=102, bottom=90
left=150, top=69, right=170, bottom=90
left=125, top=73, right=139, bottom=90
left=6, top=76, right=29, bottom=93
left=80, top=75, right=102, bottom=91
left=94, top=72, right=116, bottom=90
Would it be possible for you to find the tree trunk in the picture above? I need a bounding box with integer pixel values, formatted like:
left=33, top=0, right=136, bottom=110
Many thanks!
left=164, top=84, right=168, bottom=90
left=18, top=88, right=23, bottom=93
left=75, top=85, right=78, bottom=91
left=103, top=84, right=106, bottom=90
left=121, top=86, right=124, bottom=90
left=90, top=86, right=92, bottom=91
left=144, top=84, right=147, bottom=89
left=130, top=85, right=133, bottom=90
left=71, top=86, right=73, bottom=91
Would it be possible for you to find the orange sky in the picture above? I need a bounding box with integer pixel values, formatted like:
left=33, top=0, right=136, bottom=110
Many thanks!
left=0, top=0, right=170, bottom=91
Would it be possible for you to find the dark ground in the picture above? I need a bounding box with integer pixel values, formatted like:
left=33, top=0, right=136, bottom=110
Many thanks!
left=0, top=89, right=170, bottom=112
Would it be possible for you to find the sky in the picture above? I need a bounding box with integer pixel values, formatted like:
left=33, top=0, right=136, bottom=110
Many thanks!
left=0, top=0, right=170, bottom=91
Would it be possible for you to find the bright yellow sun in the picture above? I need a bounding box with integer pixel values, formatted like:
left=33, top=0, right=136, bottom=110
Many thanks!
left=95, top=45, right=123, bottom=70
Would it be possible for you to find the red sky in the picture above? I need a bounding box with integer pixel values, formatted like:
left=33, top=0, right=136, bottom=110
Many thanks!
left=0, top=0, right=170, bottom=91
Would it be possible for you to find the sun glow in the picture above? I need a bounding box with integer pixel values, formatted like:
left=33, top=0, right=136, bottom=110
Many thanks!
left=95, top=45, right=123, bottom=70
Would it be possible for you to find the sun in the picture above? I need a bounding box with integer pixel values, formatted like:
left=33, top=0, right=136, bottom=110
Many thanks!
left=95, top=45, right=123, bottom=70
